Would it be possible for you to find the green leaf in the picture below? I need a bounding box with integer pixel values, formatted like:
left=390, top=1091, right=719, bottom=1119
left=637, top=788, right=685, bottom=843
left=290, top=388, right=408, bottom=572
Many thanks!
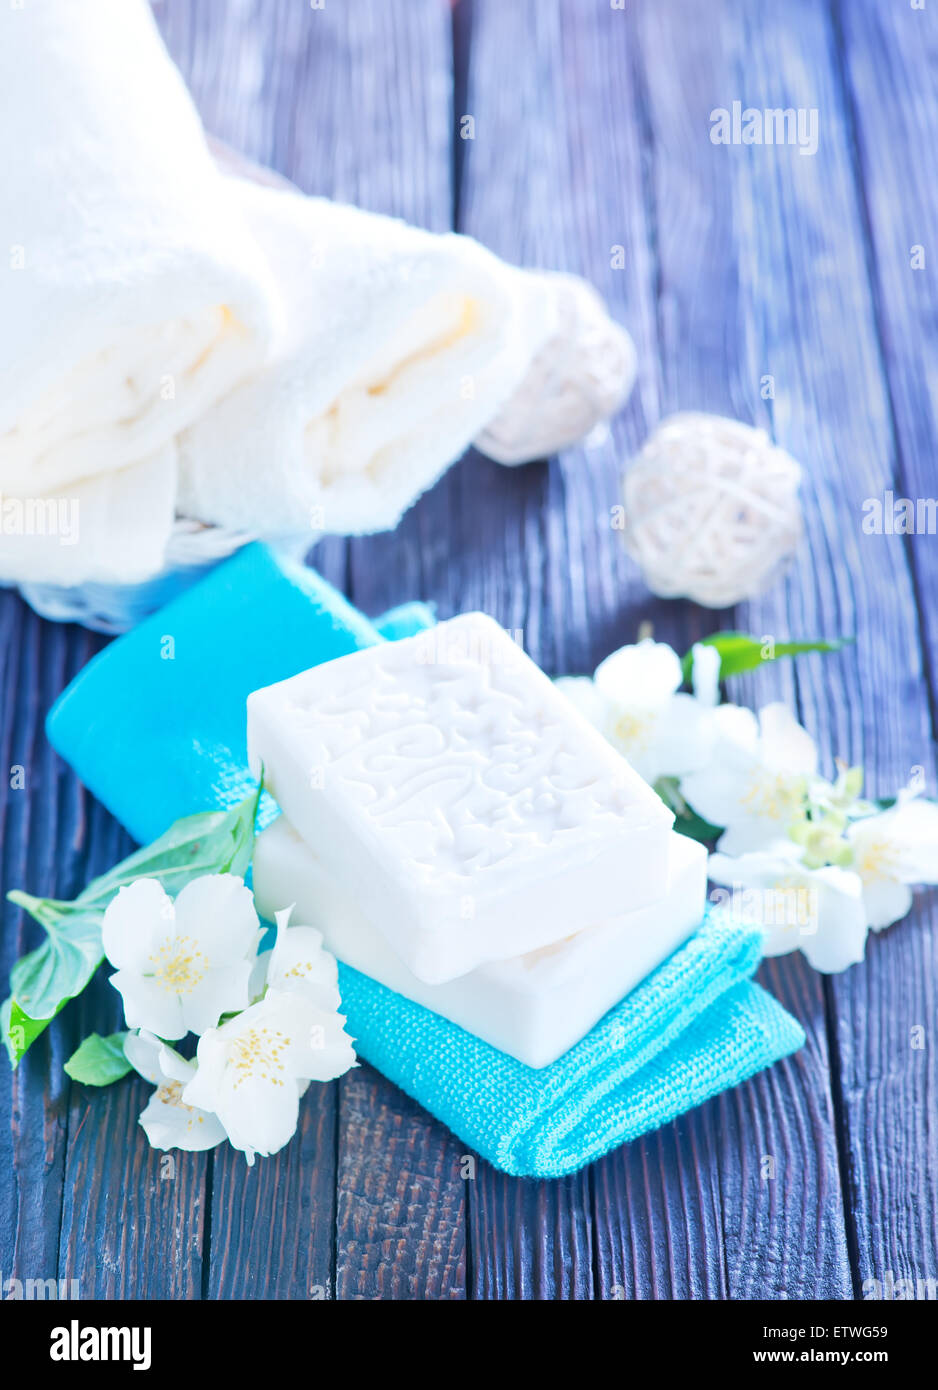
left=9, top=909, right=105, bottom=1023
left=654, top=777, right=723, bottom=845
left=64, top=1032, right=132, bottom=1086
left=4, top=785, right=261, bottom=1068
left=72, top=785, right=261, bottom=909
left=681, top=632, right=853, bottom=683
left=3, top=997, right=72, bottom=1067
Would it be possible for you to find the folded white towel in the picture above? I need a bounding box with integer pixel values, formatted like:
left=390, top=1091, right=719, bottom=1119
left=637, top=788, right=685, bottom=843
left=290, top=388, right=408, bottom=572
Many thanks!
left=176, top=179, right=554, bottom=536
left=0, top=450, right=177, bottom=587
left=0, top=0, right=633, bottom=591
left=0, top=0, right=274, bottom=581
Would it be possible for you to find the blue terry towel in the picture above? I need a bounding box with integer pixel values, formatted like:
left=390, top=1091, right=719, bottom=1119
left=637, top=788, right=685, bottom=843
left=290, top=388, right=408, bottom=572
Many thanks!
left=339, top=962, right=801, bottom=1178
left=47, top=541, right=434, bottom=842
left=46, top=543, right=804, bottom=1177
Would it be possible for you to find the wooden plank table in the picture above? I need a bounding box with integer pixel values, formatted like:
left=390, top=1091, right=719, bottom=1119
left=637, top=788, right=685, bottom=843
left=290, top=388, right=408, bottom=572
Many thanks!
left=1, top=0, right=936, bottom=1300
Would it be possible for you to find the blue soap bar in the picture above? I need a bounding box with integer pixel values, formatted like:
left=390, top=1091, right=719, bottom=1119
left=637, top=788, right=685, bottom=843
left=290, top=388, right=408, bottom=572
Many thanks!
left=46, top=542, right=433, bottom=845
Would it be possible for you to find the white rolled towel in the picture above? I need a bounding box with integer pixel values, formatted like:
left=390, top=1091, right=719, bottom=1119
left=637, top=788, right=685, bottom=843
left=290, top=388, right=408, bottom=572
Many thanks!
left=0, top=0, right=274, bottom=584
left=177, top=179, right=555, bottom=536
left=0, top=0, right=633, bottom=589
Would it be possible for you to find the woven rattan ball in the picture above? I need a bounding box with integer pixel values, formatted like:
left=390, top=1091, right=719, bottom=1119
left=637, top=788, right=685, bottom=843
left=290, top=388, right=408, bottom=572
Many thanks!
left=475, top=272, right=636, bottom=465
left=622, top=413, right=803, bottom=608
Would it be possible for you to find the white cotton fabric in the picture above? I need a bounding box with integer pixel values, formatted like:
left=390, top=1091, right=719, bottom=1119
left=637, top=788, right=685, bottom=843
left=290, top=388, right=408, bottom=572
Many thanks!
left=176, top=179, right=555, bottom=536
left=0, top=448, right=177, bottom=586
left=0, top=0, right=625, bottom=590
left=0, top=0, right=275, bottom=583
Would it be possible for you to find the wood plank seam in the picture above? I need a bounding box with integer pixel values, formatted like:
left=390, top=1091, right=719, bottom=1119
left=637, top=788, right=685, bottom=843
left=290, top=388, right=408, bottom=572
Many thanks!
left=828, top=0, right=938, bottom=745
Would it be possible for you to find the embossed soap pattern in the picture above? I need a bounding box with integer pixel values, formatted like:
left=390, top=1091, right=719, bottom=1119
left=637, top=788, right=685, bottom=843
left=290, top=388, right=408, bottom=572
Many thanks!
left=248, top=611, right=699, bottom=1064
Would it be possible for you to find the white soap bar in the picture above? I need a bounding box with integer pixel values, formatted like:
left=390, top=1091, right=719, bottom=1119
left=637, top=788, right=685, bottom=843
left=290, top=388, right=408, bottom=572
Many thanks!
left=247, top=612, right=673, bottom=984
left=254, top=818, right=707, bottom=1068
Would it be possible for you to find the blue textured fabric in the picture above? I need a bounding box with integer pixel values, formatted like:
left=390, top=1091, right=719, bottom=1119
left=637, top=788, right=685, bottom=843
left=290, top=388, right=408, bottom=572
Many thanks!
left=339, top=962, right=803, bottom=1177
left=45, top=542, right=804, bottom=1175
left=371, top=600, right=437, bottom=641
left=46, top=542, right=429, bottom=842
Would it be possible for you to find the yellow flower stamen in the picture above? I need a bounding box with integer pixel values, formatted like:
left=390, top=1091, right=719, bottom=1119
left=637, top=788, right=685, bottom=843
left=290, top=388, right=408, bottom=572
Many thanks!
left=153, top=1080, right=207, bottom=1133
left=857, top=838, right=899, bottom=884
left=148, top=936, right=208, bottom=995
left=740, top=773, right=803, bottom=822
left=769, top=875, right=818, bottom=935
left=229, top=1026, right=291, bottom=1089
left=612, top=710, right=653, bottom=753
left=154, top=1079, right=198, bottom=1114
left=282, top=961, right=314, bottom=980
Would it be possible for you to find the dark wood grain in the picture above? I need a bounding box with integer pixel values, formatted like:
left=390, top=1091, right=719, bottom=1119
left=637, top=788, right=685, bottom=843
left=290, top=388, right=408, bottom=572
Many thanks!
left=832, top=9, right=938, bottom=1291
left=336, top=1065, right=466, bottom=1300
left=835, top=0, right=938, bottom=705
left=468, top=1162, right=594, bottom=1300
left=0, top=602, right=79, bottom=1294
left=648, top=0, right=938, bottom=1296
left=205, top=1089, right=338, bottom=1301
left=623, top=0, right=862, bottom=1299
left=748, top=0, right=938, bottom=1297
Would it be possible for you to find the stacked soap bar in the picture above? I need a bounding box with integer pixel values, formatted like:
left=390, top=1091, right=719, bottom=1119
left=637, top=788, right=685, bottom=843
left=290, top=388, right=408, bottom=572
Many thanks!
left=254, top=817, right=706, bottom=1068
left=248, top=611, right=704, bottom=1066
left=248, top=612, right=674, bottom=983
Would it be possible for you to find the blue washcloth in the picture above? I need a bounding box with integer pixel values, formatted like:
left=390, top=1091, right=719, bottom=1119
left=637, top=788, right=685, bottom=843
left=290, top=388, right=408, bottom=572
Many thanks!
left=339, top=962, right=800, bottom=1178
left=46, top=544, right=804, bottom=1177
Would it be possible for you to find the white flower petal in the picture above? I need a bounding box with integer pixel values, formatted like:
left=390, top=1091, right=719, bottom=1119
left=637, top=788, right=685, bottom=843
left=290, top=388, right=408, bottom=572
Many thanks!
left=715, top=822, right=796, bottom=856
left=171, top=874, right=260, bottom=964
left=216, top=1069, right=301, bottom=1160
left=184, top=989, right=355, bottom=1162
left=180, top=961, right=254, bottom=1036
left=248, top=948, right=272, bottom=1003
left=849, top=800, right=938, bottom=887
left=708, top=852, right=868, bottom=973
left=758, top=703, right=818, bottom=777
left=138, top=1087, right=227, bottom=1152
left=798, top=867, right=869, bottom=971
left=125, top=1027, right=226, bottom=1152
left=101, top=879, right=174, bottom=973
left=186, top=989, right=355, bottom=1162
left=553, top=676, right=609, bottom=730
left=682, top=702, right=812, bottom=849
left=123, top=1029, right=164, bottom=1086
left=294, top=1009, right=357, bottom=1082
left=710, top=701, right=761, bottom=748
left=594, top=639, right=683, bottom=708
left=110, top=970, right=187, bottom=1040
left=268, top=924, right=341, bottom=1011
left=651, top=693, right=717, bottom=780
left=125, top=1028, right=196, bottom=1085
left=861, top=877, right=914, bottom=931
left=601, top=705, right=663, bottom=782
left=690, top=643, right=721, bottom=709
left=180, top=1032, right=227, bottom=1112
left=156, top=1041, right=197, bottom=1085
left=681, top=762, right=754, bottom=838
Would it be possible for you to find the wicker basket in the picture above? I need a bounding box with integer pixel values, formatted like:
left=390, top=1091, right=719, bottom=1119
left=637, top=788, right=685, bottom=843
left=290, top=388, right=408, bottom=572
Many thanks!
left=13, top=521, right=313, bottom=634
